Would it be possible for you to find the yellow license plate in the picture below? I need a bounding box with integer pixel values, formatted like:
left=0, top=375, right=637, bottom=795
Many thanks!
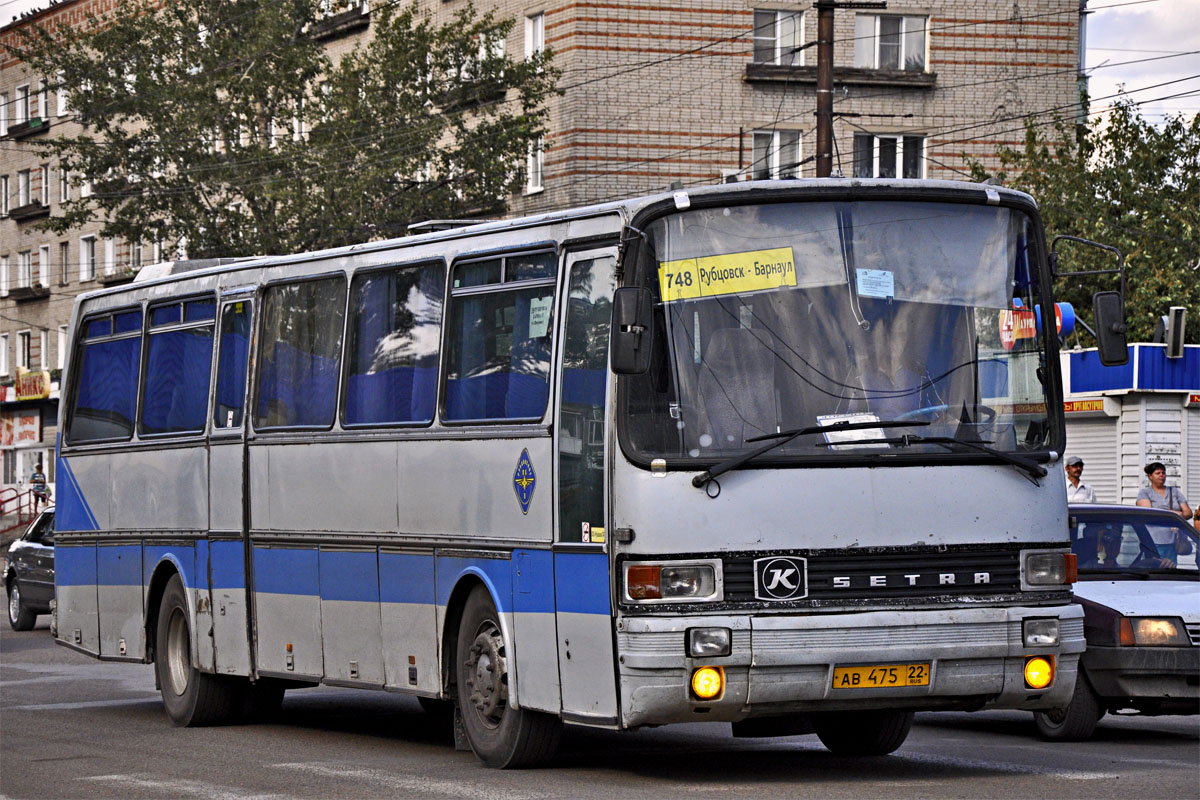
left=832, top=663, right=930, bottom=689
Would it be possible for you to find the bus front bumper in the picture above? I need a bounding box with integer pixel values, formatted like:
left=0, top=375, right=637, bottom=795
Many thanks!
left=616, top=604, right=1085, bottom=728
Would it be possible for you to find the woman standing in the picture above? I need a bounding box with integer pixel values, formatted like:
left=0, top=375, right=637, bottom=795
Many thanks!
left=1136, top=461, right=1194, bottom=561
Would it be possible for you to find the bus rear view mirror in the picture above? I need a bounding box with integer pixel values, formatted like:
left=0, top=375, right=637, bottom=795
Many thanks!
left=611, top=287, right=655, bottom=374
left=1092, top=290, right=1129, bottom=366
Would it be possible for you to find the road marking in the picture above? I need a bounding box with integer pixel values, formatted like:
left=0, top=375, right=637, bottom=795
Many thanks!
left=272, top=762, right=537, bottom=800
left=82, top=774, right=290, bottom=800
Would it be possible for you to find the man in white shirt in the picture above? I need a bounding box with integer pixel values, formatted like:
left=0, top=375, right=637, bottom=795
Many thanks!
left=1065, top=456, right=1097, bottom=504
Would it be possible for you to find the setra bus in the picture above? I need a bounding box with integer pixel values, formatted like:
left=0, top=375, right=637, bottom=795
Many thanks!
left=53, top=179, right=1113, bottom=767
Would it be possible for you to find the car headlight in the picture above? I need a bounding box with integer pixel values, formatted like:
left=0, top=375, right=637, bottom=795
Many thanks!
left=1119, top=617, right=1189, bottom=646
left=624, top=561, right=720, bottom=603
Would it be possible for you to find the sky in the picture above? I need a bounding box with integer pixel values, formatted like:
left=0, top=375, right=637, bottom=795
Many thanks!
left=3, top=0, right=1196, bottom=123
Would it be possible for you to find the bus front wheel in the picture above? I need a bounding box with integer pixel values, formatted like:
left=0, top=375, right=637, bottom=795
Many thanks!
left=812, top=709, right=914, bottom=756
left=454, top=586, right=561, bottom=768
left=154, top=574, right=243, bottom=727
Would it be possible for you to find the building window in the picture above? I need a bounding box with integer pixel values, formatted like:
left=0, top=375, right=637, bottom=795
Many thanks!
left=59, top=242, right=69, bottom=286
left=17, top=251, right=32, bottom=288
left=17, top=170, right=31, bottom=206
left=80, top=235, right=96, bottom=280
left=132, top=241, right=143, bottom=269
left=754, top=10, right=803, bottom=66
left=15, top=85, right=30, bottom=124
left=57, top=72, right=68, bottom=118
left=852, top=133, right=924, bottom=178
left=40, top=165, right=50, bottom=206
left=0, top=334, right=8, bottom=375
left=526, top=136, right=544, bottom=193
left=80, top=176, right=93, bottom=198
left=59, top=169, right=70, bottom=202
left=0, top=93, right=8, bottom=135
left=37, top=79, right=48, bottom=120
left=854, top=14, right=926, bottom=71
left=525, top=12, right=545, bottom=59
left=1, top=176, right=8, bottom=216
left=0, top=255, right=8, bottom=296
left=17, top=331, right=31, bottom=371
left=38, top=245, right=50, bottom=287
left=58, top=325, right=69, bottom=370
left=104, top=238, right=117, bottom=276
left=752, top=129, right=802, bottom=179
left=39, top=331, right=48, bottom=370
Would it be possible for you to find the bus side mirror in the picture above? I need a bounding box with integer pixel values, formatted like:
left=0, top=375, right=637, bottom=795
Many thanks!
left=611, top=287, right=655, bottom=374
left=1092, top=290, right=1129, bottom=366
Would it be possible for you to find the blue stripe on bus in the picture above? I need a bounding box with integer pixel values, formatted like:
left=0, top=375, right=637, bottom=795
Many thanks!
left=54, top=456, right=99, bottom=533
left=195, top=540, right=209, bottom=590
left=252, top=546, right=319, bottom=596
left=435, top=554, right=513, bottom=614
left=513, top=550, right=555, bottom=614
left=97, top=545, right=141, bottom=586
left=319, top=549, right=380, bottom=603
left=554, top=552, right=611, bottom=615
left=54, top=544, right=97, bottom=587
left=379, top=552, right=435, bottom=605
left=144, top=545, right=194, bottom=589
left=209, top=540, right=247, bottom=590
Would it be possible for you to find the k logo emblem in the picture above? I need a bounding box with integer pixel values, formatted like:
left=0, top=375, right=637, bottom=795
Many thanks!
left=754, top=556, right=808, bottom=600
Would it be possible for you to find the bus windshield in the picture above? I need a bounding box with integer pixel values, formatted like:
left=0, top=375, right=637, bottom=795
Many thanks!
left=623, top=200, right=1056, bottom=462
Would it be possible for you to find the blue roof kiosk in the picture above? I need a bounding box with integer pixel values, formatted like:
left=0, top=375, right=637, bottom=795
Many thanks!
left=1060, top=344, right=1200, bottom=506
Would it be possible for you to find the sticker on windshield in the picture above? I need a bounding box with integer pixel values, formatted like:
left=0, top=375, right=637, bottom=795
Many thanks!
left=855, top=268, right=895, bottom=299
left=658, top=247, right=796, bottom=301
left=817, top=413, right=887, bottom=450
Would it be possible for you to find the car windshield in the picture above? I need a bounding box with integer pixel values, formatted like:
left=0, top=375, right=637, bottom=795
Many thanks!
left=1071, top=512, right=1198, bottom=574
left=622, top=200, right=1056, bottom=462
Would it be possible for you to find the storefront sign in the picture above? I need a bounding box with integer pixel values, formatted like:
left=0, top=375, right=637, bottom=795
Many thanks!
left=1185, top=393, right=1200, bottom=408
left=14, top=370, right=51, bottom=401
left=1, top=411, right=41, bottom=447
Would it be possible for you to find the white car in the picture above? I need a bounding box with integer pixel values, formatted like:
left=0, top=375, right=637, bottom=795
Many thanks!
left=1034, top=504, right=1199, bottom=740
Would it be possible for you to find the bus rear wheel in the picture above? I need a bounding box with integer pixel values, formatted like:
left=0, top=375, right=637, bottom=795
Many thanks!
left=812, top=709, right=914, bottom=756
left=454, top=586, right=561, bottom=768
left=154, top=574, right=242, bottom=727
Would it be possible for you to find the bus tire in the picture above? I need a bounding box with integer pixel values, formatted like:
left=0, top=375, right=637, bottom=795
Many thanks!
left=154, top=574, right=242, bottom=727
left=7, top=579, right=37, bottom=631
left=454, top=586, right=561, bottom=768
left=812, top=710, right=914, bottom=756
left=1033, top=670, right=1104, bottom=741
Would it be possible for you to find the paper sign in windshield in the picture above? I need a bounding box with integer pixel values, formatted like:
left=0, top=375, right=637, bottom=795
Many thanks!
left=856, top=269, right=894, bottom=299
left=658, top=247, right=796, bottom=301
left=817, top=413, right=887, bottom=450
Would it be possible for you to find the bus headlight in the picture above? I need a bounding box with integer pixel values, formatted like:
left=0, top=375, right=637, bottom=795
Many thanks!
left=624, top=561, right=720, bottom=603
left=1023, top=618, right=1060, bottom=647
left=1023, top=551, right=1076, bottom=586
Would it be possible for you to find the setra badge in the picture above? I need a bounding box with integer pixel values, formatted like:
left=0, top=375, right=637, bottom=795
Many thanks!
left=512, top=448, right=537, bottom=515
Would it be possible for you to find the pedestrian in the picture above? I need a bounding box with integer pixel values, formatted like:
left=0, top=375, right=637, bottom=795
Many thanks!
left=1063, top=456, right=1096, bottom=504
left=29, top=462, right=49, bottom=512
left=1136, top=461, right=1192, bottom=560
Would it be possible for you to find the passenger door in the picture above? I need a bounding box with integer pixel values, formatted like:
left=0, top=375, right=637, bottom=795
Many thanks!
left=553, top=247, right=619, bottom=724
left=206, top=294, right=255, bottom=676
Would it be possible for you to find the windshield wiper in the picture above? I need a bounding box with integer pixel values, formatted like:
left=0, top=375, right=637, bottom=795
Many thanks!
left=1078, top=568, right=1148, bottom=579
left=815, top=434, right=1047, bottom=484
left=691, top=420, right=929, bottom=489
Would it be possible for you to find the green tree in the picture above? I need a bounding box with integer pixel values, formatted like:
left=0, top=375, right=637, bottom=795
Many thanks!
left=969, top=98, right=1199, bottom=343
left=13, top=0, right=557, bottom=257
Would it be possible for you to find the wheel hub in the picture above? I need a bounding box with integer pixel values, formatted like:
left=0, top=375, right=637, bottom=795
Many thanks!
left=465, top=625, right=507, bottom=724
left=8, top=584, right=19, bottom=622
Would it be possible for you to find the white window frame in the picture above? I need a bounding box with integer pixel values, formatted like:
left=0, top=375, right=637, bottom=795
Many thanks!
left=525, top=12, right=545, bottom=60
left=80, top=176, right=93, bottom=198
left=37, top=79, right=48, bottom=120
left=39, top=330, right=48, bottom=370
left=752, top=129, right=803, bottom=179
left=0, top=255, right=8, bottom=296
left=853, top=133, right=925, bottom=179
left=526, top=135, right=545, bottom=194
left=0, top=93, right=8, bottom=135
left=0, top=334, right=8, bottom=376
left=104, top=237, right=117, bottom=276
left=59, top=169, right=70, bottom=202
left=57, top=71, right=68, bottom=118
left=1, top=176, right=8, bottom=216
left=16, top=331, right=31, bottom=371
left=16, top=251, right=32, bottom=289
left=80, top=235, right=96, bottom=281
left=132, top=241, right=143, bottom=269
left=58, top=242, right=69, bottom=286
left=15, top=85, right=30, bottom=125
left=17, top=170, right=31, bottom=207
left=753, top=10, right=804, bottom=66
left=38, top=245, right=51, bottom=287
left=58, top=325, right=69, bottom=370
left=854, top=14, right=927, bottom=72
left=40, top=165, right=50, bottom=206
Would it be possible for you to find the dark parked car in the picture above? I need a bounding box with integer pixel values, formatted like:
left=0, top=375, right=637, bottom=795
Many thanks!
left=4, top=507, right=55, bottom=631
left=1034, top=504, right=1199, bottom=740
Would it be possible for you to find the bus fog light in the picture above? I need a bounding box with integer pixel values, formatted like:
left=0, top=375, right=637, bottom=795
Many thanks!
left=687, top=627, right=731, bottom=658
left=1023, top=618, right=1059, bottom=647
left=691, top=666, right=724, bottom=700
left=1023, top=655, right=1054, bottom=689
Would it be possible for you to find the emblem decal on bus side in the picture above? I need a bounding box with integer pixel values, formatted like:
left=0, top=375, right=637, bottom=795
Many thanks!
left=513, top=449, right=537, bottom=515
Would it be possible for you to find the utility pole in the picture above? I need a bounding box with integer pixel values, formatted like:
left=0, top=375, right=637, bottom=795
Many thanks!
left=814, top=1, right=886, bottom=177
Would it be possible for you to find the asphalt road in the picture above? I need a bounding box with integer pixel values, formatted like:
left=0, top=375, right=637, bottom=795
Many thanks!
left=2, top=615, right=1197, bottom=800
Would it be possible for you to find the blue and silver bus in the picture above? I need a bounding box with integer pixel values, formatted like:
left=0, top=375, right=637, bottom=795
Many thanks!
left=54, top=180, right=1092, bottom=767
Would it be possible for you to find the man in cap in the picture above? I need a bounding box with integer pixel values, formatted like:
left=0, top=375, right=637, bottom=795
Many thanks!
left=1064, top=456, right=1096, bottom=503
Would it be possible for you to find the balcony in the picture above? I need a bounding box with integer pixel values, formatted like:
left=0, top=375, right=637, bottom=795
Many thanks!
left=7, top=285, right=50, bottom=302
left=6, top=117, right=51, bottom=140
left=744, top=64, right=937, bottom=89
left=309, top=4, right=370, bottom=42
left=7, top=201, right=50, bottom=223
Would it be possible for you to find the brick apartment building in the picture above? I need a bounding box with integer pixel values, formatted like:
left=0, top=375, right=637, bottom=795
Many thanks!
left=0, top=0, right=1086, bottom=494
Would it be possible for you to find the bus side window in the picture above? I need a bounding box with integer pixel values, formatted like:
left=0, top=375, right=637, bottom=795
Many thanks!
left=141, top=299, right=215, bottom=435
left=255, top=277, right=347, bottom=429
left=343, top=262, right=445, bottom=426
left=67, top=309, right=144, bottom=443
left=214, top=301, right=253, bottom=429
